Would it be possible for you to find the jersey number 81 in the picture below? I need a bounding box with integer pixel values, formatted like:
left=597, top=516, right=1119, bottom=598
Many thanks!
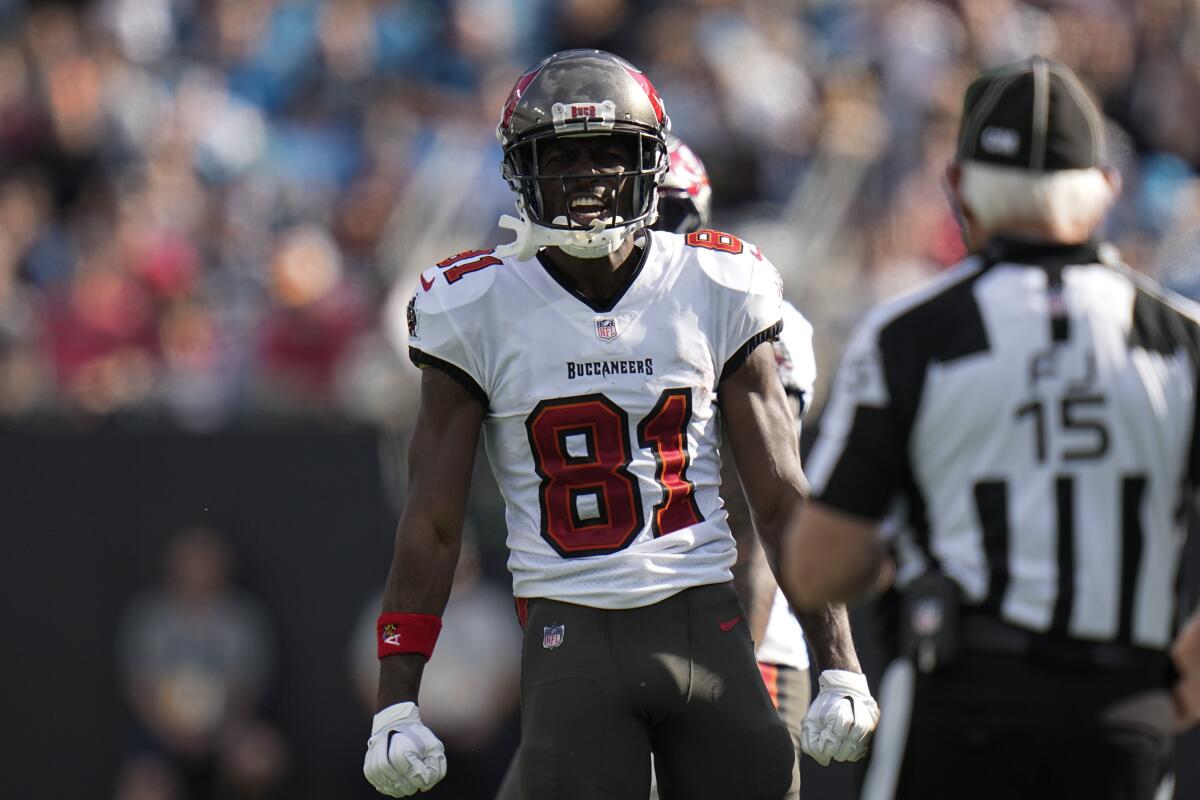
left=525, top=389, right=704, bottom=557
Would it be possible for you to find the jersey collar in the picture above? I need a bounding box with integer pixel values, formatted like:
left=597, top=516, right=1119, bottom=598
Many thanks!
left=535, top=230, right=652, bottom=314
left=982, top=237, right=1103, bottom=270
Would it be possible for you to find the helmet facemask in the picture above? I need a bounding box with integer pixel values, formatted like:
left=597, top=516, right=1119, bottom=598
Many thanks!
left=500, top=129, right=667, bottom=259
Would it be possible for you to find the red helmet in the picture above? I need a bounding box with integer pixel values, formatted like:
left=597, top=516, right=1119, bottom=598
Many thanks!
left=655, top=134, right=713, bottom=234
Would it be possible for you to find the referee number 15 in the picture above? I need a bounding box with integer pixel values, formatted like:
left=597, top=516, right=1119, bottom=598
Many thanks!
left=1014, top=394, right=1109, bottom=463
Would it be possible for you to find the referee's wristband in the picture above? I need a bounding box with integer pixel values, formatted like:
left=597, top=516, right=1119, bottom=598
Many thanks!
left=377, top=613, right=442, bottom=660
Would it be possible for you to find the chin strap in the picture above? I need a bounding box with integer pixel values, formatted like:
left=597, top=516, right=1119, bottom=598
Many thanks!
left=494, top=201, right=639, bottom=261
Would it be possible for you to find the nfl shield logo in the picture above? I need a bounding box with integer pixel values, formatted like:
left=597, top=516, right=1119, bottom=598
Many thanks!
left=595, top=318, right=618, bottom=341
left=542, top=624, right=565, bottom=649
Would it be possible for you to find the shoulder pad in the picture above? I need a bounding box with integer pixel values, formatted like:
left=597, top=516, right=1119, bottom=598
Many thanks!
left=683, top=229, right=773, bottom=291
left=416, top=248, right=506, bottom=311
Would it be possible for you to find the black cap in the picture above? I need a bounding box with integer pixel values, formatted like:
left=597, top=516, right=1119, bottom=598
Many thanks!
left=956, top=56, right=1103, bottom=171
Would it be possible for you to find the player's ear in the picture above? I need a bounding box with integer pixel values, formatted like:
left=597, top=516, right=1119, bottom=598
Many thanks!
left=1101, top=164, right=1123, bottom=201
left=944, top=161, right=980, bottom=251
left=944, top=161, right=970, bottom=219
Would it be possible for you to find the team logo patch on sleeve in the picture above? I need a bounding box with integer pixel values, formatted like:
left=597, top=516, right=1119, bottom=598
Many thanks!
left=595, top=318, right=619, bottom=341
left=406, top=295, right=420, bottom=340
left=542, top=624, right=565, bottom=649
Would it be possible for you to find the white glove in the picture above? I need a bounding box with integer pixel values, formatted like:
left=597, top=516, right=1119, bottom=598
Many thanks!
left=800, top=670, right=880, bottom=766
left=363, top=702, right=447, bottom=797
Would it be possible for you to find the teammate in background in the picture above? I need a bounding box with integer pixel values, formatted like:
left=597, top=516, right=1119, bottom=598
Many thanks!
left=364, top=50, right=871, bottom=799
left=492, top=134, right=880, bottom=800
left=784, top=56, right=1200, bottom=799
left=658, top=135, right=877, bottom=776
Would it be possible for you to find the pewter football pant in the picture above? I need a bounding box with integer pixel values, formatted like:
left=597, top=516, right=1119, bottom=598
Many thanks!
left=505, top=582, right=797, bottom=800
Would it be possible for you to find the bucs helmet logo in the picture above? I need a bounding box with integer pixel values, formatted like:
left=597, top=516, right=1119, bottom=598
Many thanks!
left=669, top=139, right=709, bottom=197
left=500, top=59, right=549, bottom=133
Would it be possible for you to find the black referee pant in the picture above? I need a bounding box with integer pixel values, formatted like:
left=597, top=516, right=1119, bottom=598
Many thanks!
left=865, top=626, right=1174, bottom=800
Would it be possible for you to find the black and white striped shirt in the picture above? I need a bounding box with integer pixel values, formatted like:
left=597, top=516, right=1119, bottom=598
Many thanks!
left=807, top=239, right=1200, bottom=650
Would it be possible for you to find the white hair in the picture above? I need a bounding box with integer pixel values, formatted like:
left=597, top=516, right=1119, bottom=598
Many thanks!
left=958, top=161, right=1115, bottom=238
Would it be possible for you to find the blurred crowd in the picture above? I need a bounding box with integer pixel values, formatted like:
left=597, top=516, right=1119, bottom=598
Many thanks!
left=2, top=0, right=1200, bottom=425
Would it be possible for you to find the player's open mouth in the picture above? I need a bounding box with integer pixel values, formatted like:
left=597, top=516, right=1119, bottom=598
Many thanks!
left=567, top=194, right=613, bottom=226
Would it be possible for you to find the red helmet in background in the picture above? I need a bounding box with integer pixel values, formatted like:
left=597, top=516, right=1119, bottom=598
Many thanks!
left=654, top=134, right=712, bottom=235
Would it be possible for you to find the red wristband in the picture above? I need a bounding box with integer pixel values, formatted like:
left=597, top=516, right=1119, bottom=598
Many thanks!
left=377, top=613, right=442, bottom=660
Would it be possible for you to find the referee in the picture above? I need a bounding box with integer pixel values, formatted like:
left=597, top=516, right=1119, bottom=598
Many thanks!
left=783, top=56, right=1200, bottom=799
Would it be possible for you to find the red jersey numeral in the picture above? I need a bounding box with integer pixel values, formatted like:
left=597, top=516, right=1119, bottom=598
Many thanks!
left=444, top=255, right=500, bottom=284
left=526, top=395, right=643, bottom=557
left=638, top=389, right=703, bottom=536
left=434, top=249, right=501, bottom=285
left=685, top=229, right=744, bottom=255
left=525, top=389, right=704, bottom=557
left=437, top=249, right=493, bottom=267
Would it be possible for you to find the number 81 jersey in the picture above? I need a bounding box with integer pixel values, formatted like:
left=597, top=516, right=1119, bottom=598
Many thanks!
left=398, top=230, right=784, bottom=609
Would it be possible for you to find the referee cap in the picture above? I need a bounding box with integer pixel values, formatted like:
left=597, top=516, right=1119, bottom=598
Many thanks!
left=956, top=56, right=1103, bottom=172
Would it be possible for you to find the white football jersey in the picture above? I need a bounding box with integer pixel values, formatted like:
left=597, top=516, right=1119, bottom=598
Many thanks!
left=774, top=302, right=817, bottom=423
left=397, top=229, right=783, bottom=609
left=756, top=301, right=814, bottom=670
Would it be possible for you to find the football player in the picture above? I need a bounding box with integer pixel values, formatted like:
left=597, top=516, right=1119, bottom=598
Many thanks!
left=366, top=50, right=871, bottom=800
left=491, top=134, right=880, bottom=800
